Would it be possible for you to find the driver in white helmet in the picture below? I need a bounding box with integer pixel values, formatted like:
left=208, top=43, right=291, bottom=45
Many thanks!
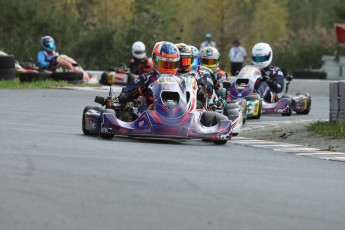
left=129, top=41, right=152, bottom=75
left=252, top=42, right=284, bottom=102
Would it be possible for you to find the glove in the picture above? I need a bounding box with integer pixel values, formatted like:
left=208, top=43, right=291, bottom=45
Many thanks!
left=262, top=75, right=270, bottom=82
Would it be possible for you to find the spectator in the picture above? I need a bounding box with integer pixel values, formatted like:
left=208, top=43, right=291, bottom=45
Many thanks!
left=199, top=33, right=216, bottom=51
left=229, top=39, right=247, bottom=76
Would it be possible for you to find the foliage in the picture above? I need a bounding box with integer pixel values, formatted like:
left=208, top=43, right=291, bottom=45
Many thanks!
left=0, top=0, right=343, bottom=73
left=308, top=121, right=345, bottom=139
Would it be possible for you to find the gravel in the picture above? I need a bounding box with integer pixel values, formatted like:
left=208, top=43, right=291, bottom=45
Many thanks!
left=240, top=121, right=345, bottom=153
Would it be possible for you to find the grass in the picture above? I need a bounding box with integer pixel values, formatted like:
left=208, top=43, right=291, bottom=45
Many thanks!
left=0, top=78, right=100, bottom=89
left=307, top=120, right=345, bottom=139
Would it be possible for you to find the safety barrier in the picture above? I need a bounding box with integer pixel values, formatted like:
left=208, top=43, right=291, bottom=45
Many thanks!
left=330, top=81, right=345, bottom=121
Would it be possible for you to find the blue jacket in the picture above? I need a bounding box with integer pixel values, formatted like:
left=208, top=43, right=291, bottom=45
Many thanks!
left=37, top=50, right=59, bottom=69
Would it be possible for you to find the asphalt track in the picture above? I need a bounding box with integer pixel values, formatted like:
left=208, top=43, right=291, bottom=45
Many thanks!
left=1, top=79, right=345, bottom=230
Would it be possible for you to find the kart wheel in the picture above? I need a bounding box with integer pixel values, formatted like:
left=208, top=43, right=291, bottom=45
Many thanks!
left=296, top=93, right=311, bottom=115
left=200, top=111, right=228, bottom=127
left=0, top=68, right=16, bottom=80
left=82, top=106, right=101, bottom=135
left=0, top=55, right=15, bottom=69
left=51, top=72, right=83, bottom=82
left=19, top=72, right=51, bottom=82
left=224, top=103, right=240, bottom=122
left=200, top=111, right=228, bottom=145
left=247, top=94, right=262, bottom=119
left=99, top=109, right=115, bottom=139
left=281, top=95, right=292, bottom=116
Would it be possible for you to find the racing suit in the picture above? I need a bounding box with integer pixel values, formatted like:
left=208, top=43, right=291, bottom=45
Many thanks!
left=118, top=70, right=160, bottom=113
left=37, top=50, right=59, bottom=69
left=255, top=66, right=284, bottom=102
left=129, top=57, right=152, bottom=75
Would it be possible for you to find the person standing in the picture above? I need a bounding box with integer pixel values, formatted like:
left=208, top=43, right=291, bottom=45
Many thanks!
left=199, top=33, right=216, bottom=51
left=229, top=39, right=247, bottom=76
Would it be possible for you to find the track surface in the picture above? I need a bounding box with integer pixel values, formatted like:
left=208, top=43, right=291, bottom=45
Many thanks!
left=1, top=80, right=345, bottom=230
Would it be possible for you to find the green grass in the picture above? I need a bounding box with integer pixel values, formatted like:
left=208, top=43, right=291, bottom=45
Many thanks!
left=0, top=78, right=100, bottom=89
left=307, top=120, right=345, bottom=139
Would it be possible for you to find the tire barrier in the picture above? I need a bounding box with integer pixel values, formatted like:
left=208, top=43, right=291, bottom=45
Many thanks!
left=0, top=55, right=16, bottom=80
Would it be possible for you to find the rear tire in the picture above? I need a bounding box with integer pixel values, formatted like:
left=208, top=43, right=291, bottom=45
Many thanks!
left=82, top=106, right=101, bottom=135
left=246, top=94, right=262, bottom=119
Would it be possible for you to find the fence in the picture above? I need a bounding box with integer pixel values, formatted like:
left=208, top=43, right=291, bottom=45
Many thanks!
left=330, top=81, right=345, bottom=121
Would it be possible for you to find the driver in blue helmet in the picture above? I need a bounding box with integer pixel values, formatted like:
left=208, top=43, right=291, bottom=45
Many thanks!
left=37, top=35, right=59, bottom=70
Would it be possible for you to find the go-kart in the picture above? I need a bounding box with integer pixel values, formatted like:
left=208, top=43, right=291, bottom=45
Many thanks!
left=18, top=54, right=91, bottom=83
left=225, top=65, right=311, bottom=118
left=99, top=63, right=137, bottom=86
left=197, top=66, right=245, bottom=135
left=82, top=74, right=234, bottom=145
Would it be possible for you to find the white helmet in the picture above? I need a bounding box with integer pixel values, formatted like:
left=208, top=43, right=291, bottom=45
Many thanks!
left=132, top=41, right=146, bottom=59
left=252, top=42, right=272, bottom=68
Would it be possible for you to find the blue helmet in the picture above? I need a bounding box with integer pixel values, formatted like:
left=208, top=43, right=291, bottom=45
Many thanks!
left=41, top=36, right=56, bottom=52
left=189, top=45, right=200, bottom=71
left=205, top=33, right=212, bottom=39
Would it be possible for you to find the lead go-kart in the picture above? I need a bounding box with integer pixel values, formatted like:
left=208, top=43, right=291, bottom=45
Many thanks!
left=226, top=65, right=311, bottom=118
left=82, top=74, right=239, bottom=145
left=17, top=54, right=92, bottom=83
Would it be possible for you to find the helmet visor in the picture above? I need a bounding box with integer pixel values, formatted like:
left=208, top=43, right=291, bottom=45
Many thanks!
left=134, top=50, right=145, bottom=55
left=201, top=58, right=217, bottom=65
left=192, top=57, right=200, bottom=66
left=155, top=59, right=179, bottom=69
left=179, top=57, right=192, bottom=67
left=252, top=53, right=271, bottom=63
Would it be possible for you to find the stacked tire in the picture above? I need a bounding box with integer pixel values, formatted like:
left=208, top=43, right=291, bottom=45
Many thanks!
left=0, top=55, right=16, bottom=80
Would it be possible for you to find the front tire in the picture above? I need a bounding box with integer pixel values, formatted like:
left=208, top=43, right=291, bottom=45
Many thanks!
left=200, top=111, right=228, bottom=145
left=99, top=109, right=115, bottom=139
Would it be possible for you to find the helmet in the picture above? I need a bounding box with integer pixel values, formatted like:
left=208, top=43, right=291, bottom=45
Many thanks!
left=41, top=36, right=56, bottom=52
left=252, top=42, right=272, bottom=68
left=132, top=41, right=146, bottom=59
left=205, top=33, right=212, bottom=39
left=175, top=43, right=193, bottom=73
left=152, top=41, right=180, bottom=75
left=189, top=45, right=200, bottom=71
left=199, top=47, right=220, bottom=71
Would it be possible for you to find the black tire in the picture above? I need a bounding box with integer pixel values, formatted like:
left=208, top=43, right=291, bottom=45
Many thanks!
left=99, top=72, right=110, bottom=85
left=0, top=55, right=15, bottom=69
left=0, top=69, right=16, bottom=80
left=200, top=111, right=228, bottom=127
left=99, top=109, right=115, bottom=139
left=127, top=73, right=136, bottom=84
left=51, top=72, right=83, bottom=82
left=0, top=68, right=16, bottom=80
left=200, top=111, right=228, bottom=145
left=246, top=94, right=262, bottom=119
left=82, top=106, right=102, bottom=135
left=296, top=93, right=311, bottom=115
left=19, top=72, right=51, bottom=82
left=281, top=95, right=292, bottom=116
